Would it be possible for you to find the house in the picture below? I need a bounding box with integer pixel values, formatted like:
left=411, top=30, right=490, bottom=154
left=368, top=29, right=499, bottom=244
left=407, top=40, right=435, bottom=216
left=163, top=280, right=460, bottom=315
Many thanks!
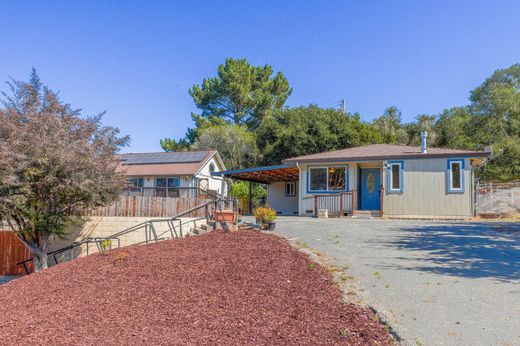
left=214, top=135, right=490, bottom=219
left=118, top=150, right=227, bottom=197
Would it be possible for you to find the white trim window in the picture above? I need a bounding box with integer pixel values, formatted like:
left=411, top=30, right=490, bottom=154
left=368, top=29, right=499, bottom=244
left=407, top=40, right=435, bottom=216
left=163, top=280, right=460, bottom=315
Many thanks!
left=387, top=161, right=404, bottom=193
left=308, top=166, right=347, bottom=192
left=447, top=159, right=464, bottom=193
left=285, top=182, right=296, bottom=196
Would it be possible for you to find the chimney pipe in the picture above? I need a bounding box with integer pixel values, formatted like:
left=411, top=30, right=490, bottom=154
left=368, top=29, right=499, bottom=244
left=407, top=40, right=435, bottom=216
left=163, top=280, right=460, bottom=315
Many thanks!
left=420, top=131, right=427, bottom=154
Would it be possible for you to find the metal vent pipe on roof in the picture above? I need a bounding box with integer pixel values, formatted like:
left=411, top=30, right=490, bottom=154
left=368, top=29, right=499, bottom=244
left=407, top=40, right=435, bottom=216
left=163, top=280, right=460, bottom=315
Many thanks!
left=420, top=131, right=427, bottom=154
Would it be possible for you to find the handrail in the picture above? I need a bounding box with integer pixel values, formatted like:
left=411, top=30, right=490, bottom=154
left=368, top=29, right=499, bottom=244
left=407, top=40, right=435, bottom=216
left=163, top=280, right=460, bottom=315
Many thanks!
left=17, top=189, right=237, bottom=274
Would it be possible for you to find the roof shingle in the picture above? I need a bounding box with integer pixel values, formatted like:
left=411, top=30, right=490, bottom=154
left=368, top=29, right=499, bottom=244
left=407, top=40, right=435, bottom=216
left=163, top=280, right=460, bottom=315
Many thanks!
left=282, top=144, right=488, bottom=164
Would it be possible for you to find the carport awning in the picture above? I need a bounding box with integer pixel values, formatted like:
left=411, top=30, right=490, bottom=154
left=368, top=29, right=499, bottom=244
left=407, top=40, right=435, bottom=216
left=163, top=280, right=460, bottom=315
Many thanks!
left=212, top=164, right=299, bottom=184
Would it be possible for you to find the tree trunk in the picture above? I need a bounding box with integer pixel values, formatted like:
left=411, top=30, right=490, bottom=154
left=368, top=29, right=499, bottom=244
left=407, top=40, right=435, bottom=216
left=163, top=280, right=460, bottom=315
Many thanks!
left=16, top=231, right=50, bottom=272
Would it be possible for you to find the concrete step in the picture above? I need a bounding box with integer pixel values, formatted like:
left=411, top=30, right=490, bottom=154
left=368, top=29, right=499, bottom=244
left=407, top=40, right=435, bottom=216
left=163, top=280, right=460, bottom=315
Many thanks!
left=350, top=210, right=382, bottom=219
left=190, top=226, right=209, bottom=235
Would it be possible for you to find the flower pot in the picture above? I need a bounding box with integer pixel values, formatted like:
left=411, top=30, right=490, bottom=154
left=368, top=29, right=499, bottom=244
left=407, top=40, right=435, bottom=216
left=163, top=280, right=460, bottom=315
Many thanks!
left=268, top=222, right=276, bottom=231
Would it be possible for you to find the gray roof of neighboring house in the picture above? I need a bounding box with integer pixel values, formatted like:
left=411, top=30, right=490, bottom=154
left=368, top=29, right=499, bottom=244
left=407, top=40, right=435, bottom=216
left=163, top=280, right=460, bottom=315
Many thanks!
left=117, top=151, right=218, bottom=176
left=283, top=144, right=490, bottom=164
left=118, top=151, right=212, bottom=165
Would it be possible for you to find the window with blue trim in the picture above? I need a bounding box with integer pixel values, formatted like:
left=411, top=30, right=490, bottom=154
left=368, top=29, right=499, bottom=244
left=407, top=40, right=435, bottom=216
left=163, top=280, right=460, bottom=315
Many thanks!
left=308, top=166, right=347, bottom=192
left=447, top=159, right=464, bottom=193
left=387, top=161, right=404, bottom=193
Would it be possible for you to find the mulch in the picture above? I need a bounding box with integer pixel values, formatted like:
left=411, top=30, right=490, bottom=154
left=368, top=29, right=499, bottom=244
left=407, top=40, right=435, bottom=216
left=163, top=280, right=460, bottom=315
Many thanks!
left=0, top=231, right=392, bottom=345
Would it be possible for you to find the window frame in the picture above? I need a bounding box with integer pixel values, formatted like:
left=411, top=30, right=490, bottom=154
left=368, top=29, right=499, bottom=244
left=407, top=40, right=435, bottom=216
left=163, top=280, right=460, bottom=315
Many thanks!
left=285, top=181, right=296, bottom=196
left=307, top=165, right=349, bottom=193
left=154, top=177, right=180, bottom=188
left=447, top=159, right=465, bottom=193
left=387, top=160, right=404, bottom=194
left=127, top=177, right=144, bottom=188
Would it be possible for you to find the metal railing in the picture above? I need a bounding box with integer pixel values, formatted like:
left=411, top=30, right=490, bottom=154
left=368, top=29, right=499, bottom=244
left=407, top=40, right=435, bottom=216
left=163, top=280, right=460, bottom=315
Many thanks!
left=17, top=188, right=237, bottom=274
left=302, top=190, right=355, bottom=217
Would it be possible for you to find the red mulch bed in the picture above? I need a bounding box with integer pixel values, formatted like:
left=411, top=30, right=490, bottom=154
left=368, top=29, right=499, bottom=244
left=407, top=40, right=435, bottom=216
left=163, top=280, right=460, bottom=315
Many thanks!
left=0, top=231, right=392, bottom=345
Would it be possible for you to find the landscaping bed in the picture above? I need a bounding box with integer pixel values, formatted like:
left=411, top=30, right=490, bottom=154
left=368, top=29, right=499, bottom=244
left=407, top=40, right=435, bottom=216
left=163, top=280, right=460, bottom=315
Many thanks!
left=0, top=231, right=392, bottom=345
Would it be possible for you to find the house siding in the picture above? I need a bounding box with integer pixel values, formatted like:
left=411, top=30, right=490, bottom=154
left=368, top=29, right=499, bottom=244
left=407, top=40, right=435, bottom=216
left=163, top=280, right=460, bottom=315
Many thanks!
left=268, top=182, right=298, bottom=215
left=298, top=162, right=358, bottom=215
left=194, top=156, right=226, bottom=195
left=383, top=157, right=472, bottom=218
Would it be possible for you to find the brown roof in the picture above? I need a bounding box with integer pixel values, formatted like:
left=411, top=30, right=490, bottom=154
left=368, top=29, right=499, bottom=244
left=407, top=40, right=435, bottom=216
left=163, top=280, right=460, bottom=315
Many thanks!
left=118, top=151, right=215, bottom=176
left=214, top=164, right=299, bottom=184
left=283, top=144, right=489, bottom=164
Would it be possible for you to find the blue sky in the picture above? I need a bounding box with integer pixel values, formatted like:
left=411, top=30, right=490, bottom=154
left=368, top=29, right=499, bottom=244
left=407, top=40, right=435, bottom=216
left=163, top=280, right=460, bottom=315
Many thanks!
left=1, top=1, right=519, bottom=152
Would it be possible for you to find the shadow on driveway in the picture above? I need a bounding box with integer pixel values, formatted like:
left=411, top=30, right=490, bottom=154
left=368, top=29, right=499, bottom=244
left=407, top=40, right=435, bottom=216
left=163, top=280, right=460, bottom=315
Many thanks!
left=378, top=222, right=520, bottom=282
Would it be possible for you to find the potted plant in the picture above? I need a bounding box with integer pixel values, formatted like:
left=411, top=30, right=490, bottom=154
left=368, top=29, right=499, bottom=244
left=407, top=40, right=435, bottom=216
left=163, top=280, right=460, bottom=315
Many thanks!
left=263, top=207, right=277, bottom=230
left=254, top=206, right=268, bottom=226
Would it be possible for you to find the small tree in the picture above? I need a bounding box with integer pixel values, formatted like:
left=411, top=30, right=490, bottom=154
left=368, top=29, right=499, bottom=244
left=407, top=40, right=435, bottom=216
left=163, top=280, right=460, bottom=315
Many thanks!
left=192, top=124, right=259, bottom=170
left=0, top=70, right=129, bottom=271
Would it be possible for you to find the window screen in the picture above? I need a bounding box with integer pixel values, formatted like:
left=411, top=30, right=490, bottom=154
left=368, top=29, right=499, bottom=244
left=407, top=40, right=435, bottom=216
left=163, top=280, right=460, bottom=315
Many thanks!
left=451, top=162, right=461, bottom=189
left=328, top=167, right=346, bottom=190
left=309, top=168, right=327, bottom=191
left=285, top=182, right=295, bottom=196
left=391, top=164, right=400, bottom=190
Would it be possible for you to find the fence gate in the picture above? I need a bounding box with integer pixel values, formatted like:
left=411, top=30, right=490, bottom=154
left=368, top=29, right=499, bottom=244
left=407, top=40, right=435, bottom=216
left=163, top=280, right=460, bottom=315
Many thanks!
left=475, top=182, right=520, bottom=216
left=0, top=231, right=33, bottom=275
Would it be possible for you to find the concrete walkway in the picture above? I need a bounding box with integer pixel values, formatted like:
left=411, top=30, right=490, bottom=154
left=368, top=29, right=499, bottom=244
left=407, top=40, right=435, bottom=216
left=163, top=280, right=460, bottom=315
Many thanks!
left=0, top=276, right=19, bottom=285
left=272, top=217, right=520, bottom=345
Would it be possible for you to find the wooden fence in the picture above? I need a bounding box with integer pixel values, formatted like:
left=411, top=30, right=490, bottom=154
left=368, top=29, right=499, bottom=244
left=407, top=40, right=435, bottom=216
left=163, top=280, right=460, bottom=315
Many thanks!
left=85, top=195, right=213, bottom=218
left=0, top=231, right=33, bottom=275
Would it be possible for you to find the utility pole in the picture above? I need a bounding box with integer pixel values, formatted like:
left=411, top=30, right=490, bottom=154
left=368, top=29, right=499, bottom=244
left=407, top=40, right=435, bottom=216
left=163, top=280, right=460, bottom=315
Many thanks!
left=338, top=98, right=346, bottom=114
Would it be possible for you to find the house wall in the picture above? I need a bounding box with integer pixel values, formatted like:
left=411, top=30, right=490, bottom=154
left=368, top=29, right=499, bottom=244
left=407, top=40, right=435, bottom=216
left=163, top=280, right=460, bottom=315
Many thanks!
left=382, top=157, right=473, bottom=218
left=296, top=157, right=472, bottom=218
left=268, top=182, right=298, bottom=215
left=195, top=156, right=226, bottom=195
left=49, top=216, right=207, bottom=261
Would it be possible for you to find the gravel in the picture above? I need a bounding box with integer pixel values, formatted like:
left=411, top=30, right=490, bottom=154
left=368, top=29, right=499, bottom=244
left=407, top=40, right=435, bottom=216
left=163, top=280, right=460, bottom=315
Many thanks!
left=272, top=217, right=520, bottom=345
left=0, top=230, right=392, bottom=345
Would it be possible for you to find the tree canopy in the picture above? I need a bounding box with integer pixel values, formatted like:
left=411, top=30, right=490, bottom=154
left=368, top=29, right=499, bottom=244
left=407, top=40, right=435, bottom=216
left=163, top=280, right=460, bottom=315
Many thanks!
left=256, top=105, right=381, bottom=166
left=192, top=124, right=259, bottom=170
left=0, top=70, right=129, bottom=271
left=188, top=58, right=292, bottom=128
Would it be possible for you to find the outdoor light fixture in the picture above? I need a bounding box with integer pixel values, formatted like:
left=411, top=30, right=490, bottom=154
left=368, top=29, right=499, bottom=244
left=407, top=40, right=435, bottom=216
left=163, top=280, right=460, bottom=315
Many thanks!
left=329, top=167, right=335, bottom=174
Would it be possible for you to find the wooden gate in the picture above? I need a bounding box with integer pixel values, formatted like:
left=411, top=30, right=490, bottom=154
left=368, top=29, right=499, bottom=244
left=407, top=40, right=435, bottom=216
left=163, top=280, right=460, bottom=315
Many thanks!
left=0, top=231, right=33, bottom=275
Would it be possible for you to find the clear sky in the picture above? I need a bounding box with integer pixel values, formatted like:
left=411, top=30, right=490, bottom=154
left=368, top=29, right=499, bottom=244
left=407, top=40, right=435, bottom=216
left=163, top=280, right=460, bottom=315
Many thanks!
left=1, top=1, right=519, bottom=153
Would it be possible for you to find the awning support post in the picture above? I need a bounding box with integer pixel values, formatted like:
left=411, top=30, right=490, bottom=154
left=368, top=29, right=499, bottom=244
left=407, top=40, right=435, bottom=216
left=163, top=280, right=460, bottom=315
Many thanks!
left=248, top=181, right=253, bottom=215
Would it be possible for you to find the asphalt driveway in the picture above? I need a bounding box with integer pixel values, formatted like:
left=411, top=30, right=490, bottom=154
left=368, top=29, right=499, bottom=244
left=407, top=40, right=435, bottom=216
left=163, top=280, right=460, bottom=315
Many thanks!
left=273, top=217, right=520, bottom=345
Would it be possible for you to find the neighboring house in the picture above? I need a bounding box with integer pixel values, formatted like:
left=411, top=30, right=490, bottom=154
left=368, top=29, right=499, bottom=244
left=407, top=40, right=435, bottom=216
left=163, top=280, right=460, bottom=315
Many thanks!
left=215, top=137, right=490, bottom=219
left=118, top=150, right=227, bottom=197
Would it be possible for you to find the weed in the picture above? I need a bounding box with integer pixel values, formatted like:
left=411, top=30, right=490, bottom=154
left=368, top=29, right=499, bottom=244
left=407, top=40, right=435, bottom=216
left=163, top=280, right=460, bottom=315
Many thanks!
left=296, top=240, right=310, bottom=249
left=338, top=329, right=349, bottom=338
left=112, top=251, right=129, bottom=265
left=308, top=262, right=317, bottom=270
left=385, top=284, right=390, bottom=288
left=370, top=314, right=378, bottom=322
left=373, top=272, right=382, bottom=279
left=100, top=239, right=112, bottom=254
left=339, top=274, right=354, bottom=282
left=415, top=339, right=424, bottom=346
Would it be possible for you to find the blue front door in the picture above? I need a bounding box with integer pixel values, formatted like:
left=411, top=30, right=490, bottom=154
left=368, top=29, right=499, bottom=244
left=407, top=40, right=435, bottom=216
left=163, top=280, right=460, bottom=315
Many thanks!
left=360, top=168, right=381, bottom=210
